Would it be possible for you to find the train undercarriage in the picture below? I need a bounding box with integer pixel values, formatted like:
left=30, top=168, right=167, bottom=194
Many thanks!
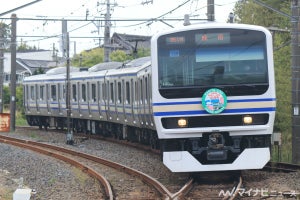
left=26, top=115, right=270, bottom=166
left=26, top=115, right=160, bottom=150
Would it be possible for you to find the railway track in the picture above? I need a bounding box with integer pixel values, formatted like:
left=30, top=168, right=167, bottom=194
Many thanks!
left=4, top=127, right=299, bottom=199
left=178, top=172, right=243, bottom=200
left=0, top=135, right=174, bottom=199
left=0, top=134, right=200, bottom=199
left=264, top=161, right=300, bottom=173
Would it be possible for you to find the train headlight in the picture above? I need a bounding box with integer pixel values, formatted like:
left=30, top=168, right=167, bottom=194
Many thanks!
left=178, top=118, right=188, bottom=128
left=243, top=115, right=253, bottom=125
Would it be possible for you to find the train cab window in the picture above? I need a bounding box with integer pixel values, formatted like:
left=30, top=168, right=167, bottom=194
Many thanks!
left=30, top=86, right=35, bottom=100
left=126, top=81, right=130, bottom=104
left=117, top=82, right=122, bottom=104
left=51, top=85, right=57, bottom=101
left=91, top=83, right=96, bottom=102
left=40, top=85, right=45, bottom=100
left=81, top=84, right=87, bottom=102
left=72, top=84, right=77, bottom=101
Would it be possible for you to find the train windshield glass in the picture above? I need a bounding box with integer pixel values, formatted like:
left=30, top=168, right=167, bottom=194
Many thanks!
left=157, top=28, right=269, bottom=98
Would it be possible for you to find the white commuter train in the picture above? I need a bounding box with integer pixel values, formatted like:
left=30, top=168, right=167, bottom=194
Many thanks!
left=24, top=23, right=276, bottom=172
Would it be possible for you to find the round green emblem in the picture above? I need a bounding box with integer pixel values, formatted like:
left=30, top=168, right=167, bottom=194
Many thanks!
left=202, top=88, right=227, bottom=114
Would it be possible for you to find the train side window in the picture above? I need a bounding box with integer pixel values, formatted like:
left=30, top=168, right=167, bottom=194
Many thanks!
left=102, top=83, right=106, bottom=102
left=82, top=84, right=87, bottom=102
left=149, top=75, right=152, bottom=102
left=117, top=82, right=122, bottom=104
left=58, top=84, right=61, bottom=101
left=126, top=81, right=130, bottom=104
left=135, top=81, right=138, bottom=104
left=110, top=82, right=114, bottom=103
left=51, top=85, right=57, bottom=101
left=40, top=85, right=45, bottom=100
left=30, top=85, right=35, bottom=100
left=145, top=77, right=148, bottom=103
left=25, top=85, right=29, bottom=101
left=91, top=83, right=96, bottom=102
left=35, top=85, right=39, bottom=102
left=72, top=84, right=77, bottom=101
left=140, top=79, right=143, bottom=104
left=62, top=84, right=66, bottom=100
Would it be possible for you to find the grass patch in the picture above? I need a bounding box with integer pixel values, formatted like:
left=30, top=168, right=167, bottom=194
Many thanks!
left=0, top=187, right=14, bottom=200
left=72, top=167, right=90, bottom=185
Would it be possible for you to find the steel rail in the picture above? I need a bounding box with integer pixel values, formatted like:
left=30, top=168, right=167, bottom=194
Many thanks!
left=0, top=135, right=174, bottom=199
left=228, top=176, right=243, bottom=200
left=264, top=161, right=300, bottom=173
left=170, top=178, right=194, bottom=199
left=0, top=136, right=113, bottom=200
left=221, top=175, right=243, bottom=200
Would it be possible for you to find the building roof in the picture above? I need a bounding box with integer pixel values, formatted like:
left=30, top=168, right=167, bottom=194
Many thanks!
left=4, top=50, right=59, bottom=75
left=111, top=33, right=151, bottom=53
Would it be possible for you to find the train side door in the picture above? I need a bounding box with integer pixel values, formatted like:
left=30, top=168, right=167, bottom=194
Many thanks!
left=145, top=74, right=152, bottom=127
left=132, top=81, right=139, bottom=126
left=105, top=81, right=109, bottom=120
left=25, top=85, right=30, bottom=112
left=35, top=84, right=39, bottom=113
left=71, top=83, right=79, bottom=117
left=87, top=82, right=92, bottom=116
left=58, top=83, right=62, bottom=115
left=121, top=80, right=126, bottom=122
left=46, top=84, right=50, bottom=114
left=90, top=82, right=96, bottom=117
left=38, top=84, right=46, bottom=114
left=96, top=81, right=102, bottom=119
left=138, top=78, right=144, bottom=127
left=107, top=80, right=114, bottom=121
left=148, top=74, right=154, bottom=127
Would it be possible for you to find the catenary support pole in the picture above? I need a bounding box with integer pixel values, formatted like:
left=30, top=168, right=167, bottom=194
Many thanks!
left=10, top=14, right=17, bottom=132
left=291, top=0, right=300, bottom=164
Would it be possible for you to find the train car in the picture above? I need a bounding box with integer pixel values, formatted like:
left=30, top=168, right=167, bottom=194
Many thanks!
left=24, top=22, right=275, bottom=173
left=151, top=22, right=276, bottom=172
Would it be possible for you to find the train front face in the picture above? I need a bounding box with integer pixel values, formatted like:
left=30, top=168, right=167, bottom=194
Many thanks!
left=151, top=23, right=276, bottom=172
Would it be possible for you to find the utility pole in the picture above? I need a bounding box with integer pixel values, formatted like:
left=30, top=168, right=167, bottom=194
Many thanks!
left=10, top=14, right=17, bottom=132
left=0, top=23, right=4, bottom=113
left=207, top=0, right=215, bottom=21
left=62, top=20, right=73, bottom=145
left=291, top=0, right=300, bottom=164
left=104, top=0, right=111, bottom=62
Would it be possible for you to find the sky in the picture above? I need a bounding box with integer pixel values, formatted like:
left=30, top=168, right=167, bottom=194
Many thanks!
left=0, top=0, right=238, bottom=56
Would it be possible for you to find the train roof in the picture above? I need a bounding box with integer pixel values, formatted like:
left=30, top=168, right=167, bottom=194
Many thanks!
left=88, top=61, right=123, bottom=72
left=46, top=66, right=80, bottom=75
left=122, top=56, right=150, bottom=68
left=23, top=57, right=151, bottom=82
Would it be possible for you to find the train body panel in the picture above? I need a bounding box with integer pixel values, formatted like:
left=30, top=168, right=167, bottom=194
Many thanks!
left=24, top=23, right=276, bottom=172
left=151, top=23, right=275, bottom=172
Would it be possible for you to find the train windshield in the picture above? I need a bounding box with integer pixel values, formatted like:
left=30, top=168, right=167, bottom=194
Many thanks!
left=157, top=28, right=269, bottom=98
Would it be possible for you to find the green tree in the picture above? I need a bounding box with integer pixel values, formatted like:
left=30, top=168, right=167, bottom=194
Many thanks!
left=0, top=22, right=10, bottom=50
left=3, top=86, right=10, bottom=104
left=72, top=48, right=104, bottom=67
left=110, top=50, right=129, bottom=62
left=72, top=47, right=150, bottom=67
left=233, top=0, right=292, bottom=161
left=33, top=67, right=45, bottom=75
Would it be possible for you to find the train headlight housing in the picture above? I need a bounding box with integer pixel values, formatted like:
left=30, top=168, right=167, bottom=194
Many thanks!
left=178, top=118, right=188, bottom=128
left=243, top=115, right=253, bottom=125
